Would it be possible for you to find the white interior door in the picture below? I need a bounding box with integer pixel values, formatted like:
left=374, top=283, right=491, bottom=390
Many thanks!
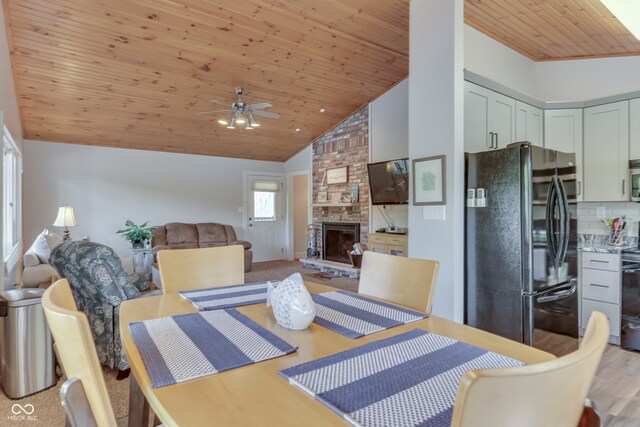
left=246, top=174, right=284, bottom=262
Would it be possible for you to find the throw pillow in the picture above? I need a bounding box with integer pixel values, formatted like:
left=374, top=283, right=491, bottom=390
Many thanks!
left=28, top=229, right=64, bottom=264
left=23, top=251, right=41, bottom=268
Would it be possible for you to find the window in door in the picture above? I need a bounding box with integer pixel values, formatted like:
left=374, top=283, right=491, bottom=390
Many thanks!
left=251, top=180, right=279, bottom=222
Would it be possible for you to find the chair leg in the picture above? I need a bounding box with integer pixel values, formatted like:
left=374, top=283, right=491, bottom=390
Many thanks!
left=116, top=368, right=131, bottom=380
left=128, top=375, right=150, bottom=427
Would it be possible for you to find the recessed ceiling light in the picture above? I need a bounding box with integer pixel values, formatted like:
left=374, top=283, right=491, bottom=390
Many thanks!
left=295, top=128, right=301, bottom=132
left=320, top=107, right=325, bottom=113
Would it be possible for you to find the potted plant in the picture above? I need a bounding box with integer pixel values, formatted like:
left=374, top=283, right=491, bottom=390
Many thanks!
left=116, top=220, right=156, bottom=249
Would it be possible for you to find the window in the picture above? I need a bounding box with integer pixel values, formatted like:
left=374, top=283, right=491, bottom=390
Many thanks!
left=253, top=191, right=276, bottom=222
left=250, top=180, right=280, bottom=222
left=3, top=125, right=21, bottom=260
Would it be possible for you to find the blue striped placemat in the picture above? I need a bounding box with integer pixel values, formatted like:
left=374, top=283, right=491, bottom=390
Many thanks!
left=178, top=281, right=269, bottom=310
left=129, top=309, right=297, bottom=388
left=280, top=329, right=524, bottom=427
left=312, top=290, right=427, bottom=339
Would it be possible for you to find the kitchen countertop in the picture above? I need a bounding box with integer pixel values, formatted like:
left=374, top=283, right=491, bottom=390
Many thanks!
left=579, top=245, right=635, bottom=254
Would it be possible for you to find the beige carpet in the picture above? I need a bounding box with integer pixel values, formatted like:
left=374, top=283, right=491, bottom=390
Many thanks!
left=0, top=260, right=357, bottom=425
left=0, top=367, right=130, bottom=426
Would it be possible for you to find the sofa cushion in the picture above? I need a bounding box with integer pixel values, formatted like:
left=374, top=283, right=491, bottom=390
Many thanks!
left=24, top=251, right=41, bottom=268
left=28, top=229, right=63, bottom=264
left=22, top=263, right=57, bottom=288
left=152, top=225, right=167, bottom=247
left=165, top=223, right=198, bottom=245
left=196, top=223, right=228, bottom=244
left=168, top=242, right=199, bottom=250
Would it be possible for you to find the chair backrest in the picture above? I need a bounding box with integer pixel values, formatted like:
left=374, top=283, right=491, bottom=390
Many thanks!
left=42, top=279, right=116, bottom=427
left=158, top=245, right=245, bottom=294
left=450, top=311, right=609, bottom=427
left=358, top=251, right=439, bottom=313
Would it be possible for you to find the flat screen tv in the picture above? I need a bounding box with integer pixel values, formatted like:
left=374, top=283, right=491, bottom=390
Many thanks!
left=367, top=158, right=409, bottom=205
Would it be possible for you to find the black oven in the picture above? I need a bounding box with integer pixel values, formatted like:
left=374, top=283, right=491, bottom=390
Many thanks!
left=621, top=250, right=640, bottom=351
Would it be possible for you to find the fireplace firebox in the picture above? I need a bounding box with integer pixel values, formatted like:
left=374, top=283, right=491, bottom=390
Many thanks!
left=322, top=222, right=360, bottom=264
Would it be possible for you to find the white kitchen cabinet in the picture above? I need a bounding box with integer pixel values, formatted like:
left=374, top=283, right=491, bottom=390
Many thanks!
left=544, top=109, right=584, bottom=201
left=515, top=101, right=543, bottom=147
left=464, top=81, right=516, bottom=153
left=583, top=101, right=629, bottom=202
left=630, top=98, right=640, bottom=160
left=580, top=251, right=621, bottom=345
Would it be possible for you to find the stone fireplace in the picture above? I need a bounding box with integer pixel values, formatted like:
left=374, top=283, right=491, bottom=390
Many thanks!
left=322, top=222, right=360, bottom=264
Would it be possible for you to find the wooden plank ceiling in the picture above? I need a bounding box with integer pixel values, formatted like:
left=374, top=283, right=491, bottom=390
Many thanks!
left=3, top=0, right=409, bottom=161
left=4, top=1, right=640, bottom=161
left=465, top=0, right=640, bottom=61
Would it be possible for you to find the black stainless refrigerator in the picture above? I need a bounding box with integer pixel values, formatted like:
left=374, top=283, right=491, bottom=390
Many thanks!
left=465, top=142, right=578, bottom=346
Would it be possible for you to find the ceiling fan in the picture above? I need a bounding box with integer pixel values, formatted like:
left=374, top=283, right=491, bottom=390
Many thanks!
left=197, top=87, right=280, bottom=130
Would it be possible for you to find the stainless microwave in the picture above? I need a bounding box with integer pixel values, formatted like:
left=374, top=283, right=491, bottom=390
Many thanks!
left=631, top=168, right=640, bottom=202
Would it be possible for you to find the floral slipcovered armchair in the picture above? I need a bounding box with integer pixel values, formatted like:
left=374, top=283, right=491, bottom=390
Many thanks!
left=49, top=240, right=158, bottom=370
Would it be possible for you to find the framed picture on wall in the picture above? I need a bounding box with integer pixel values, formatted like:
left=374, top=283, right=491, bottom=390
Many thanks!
left=413, top=155, right=446, bottom=205
left=326, top=166, right=348, bottom=184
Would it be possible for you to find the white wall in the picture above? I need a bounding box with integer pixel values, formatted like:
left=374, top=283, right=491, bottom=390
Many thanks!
left=284, top=145, right=312, bottom=173
left=465, top=24, right=640, bottom=103
left=409, top=0, right=465, bottom=322
left=536, top=56, right=640, bottom=102
left=23, top=140, right=284, bottom=258
left=464, top=25, right=537, bottom=97
left=0, top=6, right=22, bottom=146
left=369, top=79, right=409, bottom=231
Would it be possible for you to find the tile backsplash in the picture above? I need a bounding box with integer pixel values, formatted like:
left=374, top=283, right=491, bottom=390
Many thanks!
left=577, top=202, right=640, bottom=237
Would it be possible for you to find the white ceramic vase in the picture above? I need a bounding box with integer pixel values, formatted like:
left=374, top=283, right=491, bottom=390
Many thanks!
left=267, top=272, right=316, bottom=330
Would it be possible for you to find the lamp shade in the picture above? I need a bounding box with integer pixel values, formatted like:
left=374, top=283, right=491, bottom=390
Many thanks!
left=53, top=206, right=79, bottom=227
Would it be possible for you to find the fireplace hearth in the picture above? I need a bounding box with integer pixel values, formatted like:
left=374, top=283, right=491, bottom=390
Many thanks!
left=322, top=222, right=360, bottom=264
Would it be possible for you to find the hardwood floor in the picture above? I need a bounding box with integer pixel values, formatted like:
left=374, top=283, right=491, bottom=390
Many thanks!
left=535, top=330, right=640, bottom=426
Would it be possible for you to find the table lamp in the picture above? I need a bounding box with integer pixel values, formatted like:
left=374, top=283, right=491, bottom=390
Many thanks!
left=53, top=206, right=78, bottom=241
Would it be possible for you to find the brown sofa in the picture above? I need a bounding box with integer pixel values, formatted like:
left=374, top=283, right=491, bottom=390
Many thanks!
left=151, top=222, right=253, bottom=272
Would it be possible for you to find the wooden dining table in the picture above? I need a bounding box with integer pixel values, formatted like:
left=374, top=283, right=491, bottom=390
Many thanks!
left=120, top=281, right=555, bottom=427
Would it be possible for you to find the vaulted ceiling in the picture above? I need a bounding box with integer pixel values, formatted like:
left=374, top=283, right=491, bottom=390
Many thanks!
left=3, top=1, right=640, bottom=161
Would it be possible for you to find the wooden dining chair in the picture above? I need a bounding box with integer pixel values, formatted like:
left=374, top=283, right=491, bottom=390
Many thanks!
left=42, top=279, right=117, bottom=427
left=158, top=245, right=245, bottom=294
left=450, top=311, right=609, bottom=427
left=358, top=251, right=439, bottom=313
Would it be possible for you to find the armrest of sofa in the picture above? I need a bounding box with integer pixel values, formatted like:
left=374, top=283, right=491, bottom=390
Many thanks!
left=230, top=240, right=252, bottom=250
left=128, top=272, right=151, bottom=293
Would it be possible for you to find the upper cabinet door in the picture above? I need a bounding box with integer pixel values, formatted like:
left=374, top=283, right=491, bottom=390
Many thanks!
left=516, top=101, right=543, bottom=147
left=464, top=82, right=491, bottom=153
left=464, top=81, right=516, bottom=153
left=630, top=98, right=640, bottom=160
left=544, top=109, right=584, bottom=201
left=584, top=101, right=630, bottom=202
left=490, top=92, right=516, bottom=150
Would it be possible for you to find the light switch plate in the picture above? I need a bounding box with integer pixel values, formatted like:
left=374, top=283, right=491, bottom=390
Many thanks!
left=423, top=205, right=446, bottom=221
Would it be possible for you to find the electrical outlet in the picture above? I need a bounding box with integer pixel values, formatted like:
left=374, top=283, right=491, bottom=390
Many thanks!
left=596, top=207, right=606, bottom=218
left=423, top=206, right=446, bottom=221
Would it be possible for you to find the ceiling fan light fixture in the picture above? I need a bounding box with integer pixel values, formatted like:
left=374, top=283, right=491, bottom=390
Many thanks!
left=227, top=117, right=236, bottom=129
left=600, top=0, right=640, bottom=40
left=217, top=112, right=231, bottom=126
left=235, top=111, right=246, bottom=124
left=248, top=112, right=260, bottom=127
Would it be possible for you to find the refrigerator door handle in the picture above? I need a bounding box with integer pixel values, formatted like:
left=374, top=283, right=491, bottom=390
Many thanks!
left=545, top=179, right=558, bottom=268
left=536, top=281, right=577, bottom=303
left=556, top=175, right=571, bottom=266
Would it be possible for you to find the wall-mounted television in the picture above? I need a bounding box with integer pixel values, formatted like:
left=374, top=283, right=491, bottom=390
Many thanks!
left=367, top=158, right=409, bottom=205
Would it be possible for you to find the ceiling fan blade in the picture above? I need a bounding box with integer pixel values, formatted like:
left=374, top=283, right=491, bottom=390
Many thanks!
left=252, top=110, right=280, bottom=119
left=209, top=99, right=231, bottom=106
left=248, top=102, right=272, bottom=110
left=196, top=110, right=230, bottom=115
